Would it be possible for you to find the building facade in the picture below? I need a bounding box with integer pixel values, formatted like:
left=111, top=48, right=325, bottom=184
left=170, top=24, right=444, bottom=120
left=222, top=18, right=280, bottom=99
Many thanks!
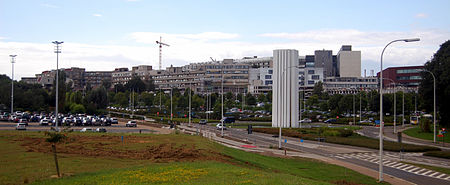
left=377, top=65, right=424, bottom=92
left=337, top=45, right=361, bottom=78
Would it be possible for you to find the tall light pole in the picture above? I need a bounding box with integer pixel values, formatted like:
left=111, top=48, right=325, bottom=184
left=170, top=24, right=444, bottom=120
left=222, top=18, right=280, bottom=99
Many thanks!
left=379, top=38, right=419, bottom=182
left=53, top=41, right=64, bottom=131
left=421, top=69, right=436, bottom=143
left=170, top=87, right=173, bottom=121
left=402, top=87, right=405, bottom=128
left=221, top=59, right=224, bottom=137
left=189, top=73, right=192, bottom=127
left=9, top=55, right=17, bottom=117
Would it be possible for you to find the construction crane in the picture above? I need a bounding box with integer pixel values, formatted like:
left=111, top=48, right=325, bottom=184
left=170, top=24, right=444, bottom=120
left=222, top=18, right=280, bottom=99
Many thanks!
left=156, top=36, right=170, bottom=70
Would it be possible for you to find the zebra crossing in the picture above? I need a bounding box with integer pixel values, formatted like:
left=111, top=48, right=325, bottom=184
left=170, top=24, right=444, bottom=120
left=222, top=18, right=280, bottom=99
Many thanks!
left=332, top=152, right=450, bottom=181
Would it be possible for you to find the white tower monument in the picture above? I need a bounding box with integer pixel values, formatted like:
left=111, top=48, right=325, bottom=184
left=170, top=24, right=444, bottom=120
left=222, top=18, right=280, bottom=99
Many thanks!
left=272, top=49, right=299, bottom=128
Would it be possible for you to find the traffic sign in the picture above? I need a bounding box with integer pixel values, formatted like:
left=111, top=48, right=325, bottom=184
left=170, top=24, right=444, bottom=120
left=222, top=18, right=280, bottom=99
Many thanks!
left=438, top=134, right=444, bottom=137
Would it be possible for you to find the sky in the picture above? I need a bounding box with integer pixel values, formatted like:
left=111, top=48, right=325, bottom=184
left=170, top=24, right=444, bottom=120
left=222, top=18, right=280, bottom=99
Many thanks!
left=1, top=0, right=449, bottom=79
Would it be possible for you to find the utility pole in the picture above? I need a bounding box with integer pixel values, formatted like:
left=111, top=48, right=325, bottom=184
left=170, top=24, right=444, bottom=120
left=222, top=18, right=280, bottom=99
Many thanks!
left=10, top=55, right=17, bottom=117
left=189, top=73, right=192, bottom=127
left=52, top=41, right=63, bottom=131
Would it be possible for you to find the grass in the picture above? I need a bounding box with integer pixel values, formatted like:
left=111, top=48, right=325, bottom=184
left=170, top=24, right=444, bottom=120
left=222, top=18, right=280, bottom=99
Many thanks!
left=424, top=150, right=450, bottom=159
left=253, top=127, right=440, bottom=152
left=400, top=161, right=450, bottom=175
left=0, top=130, right=386, bottom=185
left=403, top=126, right=450, bottom=143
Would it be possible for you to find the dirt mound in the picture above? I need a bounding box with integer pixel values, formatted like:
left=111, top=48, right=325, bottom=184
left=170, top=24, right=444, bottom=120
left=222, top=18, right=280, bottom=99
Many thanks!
left=17, top=135, right=222, bottom=162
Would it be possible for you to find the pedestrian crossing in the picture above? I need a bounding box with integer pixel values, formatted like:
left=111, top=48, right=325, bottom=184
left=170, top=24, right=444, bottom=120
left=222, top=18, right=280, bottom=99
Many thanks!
left=332, top=152, right=450, bottom=181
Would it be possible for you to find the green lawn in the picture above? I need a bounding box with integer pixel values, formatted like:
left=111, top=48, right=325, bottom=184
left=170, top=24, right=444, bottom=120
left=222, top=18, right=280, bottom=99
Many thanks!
left=0, top=130, right=387, bottom=185
left=403, top=126, right=450, bottom=143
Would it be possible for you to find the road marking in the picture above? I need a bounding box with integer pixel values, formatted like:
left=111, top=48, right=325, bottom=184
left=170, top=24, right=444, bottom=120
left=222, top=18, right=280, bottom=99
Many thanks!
left=436, top=174, right=446, bottom=178
left=395, top=164, right=409, bottom=169
left=422, top=170, right=434, bottom=176
left=445, top=176, right=450, bottom=180
left=390, top=163, right=404, bottom=168
left=407, top=167, right=420, bottom=172
left=334, top=156, right=346, bottom=159
left=369, top=158, right=378, bottom=162
left=402, top=166, right=416, bottom=171
left=428, top=172, right=440, bottom=177
left=384, top=161, right=398, bottom=166
left=413, top=168, right=427, bottom=174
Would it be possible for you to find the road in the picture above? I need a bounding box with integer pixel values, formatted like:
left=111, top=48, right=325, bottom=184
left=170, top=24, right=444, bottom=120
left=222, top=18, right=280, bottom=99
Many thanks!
left=182, top=122, right=450, bottom=185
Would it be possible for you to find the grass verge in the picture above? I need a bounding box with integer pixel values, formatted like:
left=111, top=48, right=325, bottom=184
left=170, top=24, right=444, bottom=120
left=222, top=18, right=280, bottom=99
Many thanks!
left=1, top=130, right=387, bottom=185
left=424, top=150, right=450, bottom=159
left=403, top=126, right=450, bottom=143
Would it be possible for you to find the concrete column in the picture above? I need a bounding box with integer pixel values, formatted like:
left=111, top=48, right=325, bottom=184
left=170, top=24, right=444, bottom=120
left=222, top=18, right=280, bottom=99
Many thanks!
left=272, top=49, right=299, bottom=128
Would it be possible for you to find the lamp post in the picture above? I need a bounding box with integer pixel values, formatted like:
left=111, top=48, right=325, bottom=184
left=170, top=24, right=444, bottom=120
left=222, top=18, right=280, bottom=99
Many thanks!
left=421, top=69, right=436, bottom=143
left=221, top=59, right=224, bottom=137
left=52, top=41, right=63, bottom=131
left=402, top=87, right=405, bottom=128
left=379, top=38, right=419, bottom=182
left=189, top=73, right=192, bottom=127
left=9, top=55, right=17, bottom=117
left=278, top=65, right=300, bottom=149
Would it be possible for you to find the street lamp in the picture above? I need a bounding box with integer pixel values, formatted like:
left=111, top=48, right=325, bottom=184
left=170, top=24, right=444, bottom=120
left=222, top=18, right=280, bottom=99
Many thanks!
left=420, top=69, right=436, bottom=143
left=278, top=65, right=300, bottom=149
left=379, top=38, right=419, bottom=182
left=9, top=55, right=17, bottom=117
left=52, top=41, right=63, bottom=131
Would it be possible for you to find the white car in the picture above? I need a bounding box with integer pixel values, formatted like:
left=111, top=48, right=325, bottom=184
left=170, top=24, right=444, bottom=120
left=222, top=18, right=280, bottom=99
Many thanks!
left=216, top=123, right=227, bottom=130
left=40, top=119, right=49, bottom=126
left=126, top=120, right=137, bottom=127
left=16, top=123, right=27, bottom=130
left=300, top=118, right=312, bottom=123
left=80, top=128, right=93, bottom=132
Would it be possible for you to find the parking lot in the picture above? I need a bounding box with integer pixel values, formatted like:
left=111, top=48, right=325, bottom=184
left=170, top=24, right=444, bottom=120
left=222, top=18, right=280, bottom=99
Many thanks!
left=0, top=119, right=172, bottom=134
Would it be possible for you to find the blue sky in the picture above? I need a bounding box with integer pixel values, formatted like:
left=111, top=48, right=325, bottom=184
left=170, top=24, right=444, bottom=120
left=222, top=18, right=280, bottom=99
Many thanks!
left=1, top=0, right=449, bottom=78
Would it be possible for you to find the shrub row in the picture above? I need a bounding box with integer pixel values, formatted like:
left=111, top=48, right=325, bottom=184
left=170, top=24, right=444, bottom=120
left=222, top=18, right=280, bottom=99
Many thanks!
left=424, top=151, right=450, bottom=159
left=253, top=128, right=440, bottom=152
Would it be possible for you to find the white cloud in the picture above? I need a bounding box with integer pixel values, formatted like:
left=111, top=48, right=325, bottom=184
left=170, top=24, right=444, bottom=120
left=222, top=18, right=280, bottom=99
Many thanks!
left=0, top=29, right=448, bottom=79
left=41, top=3, right=58, bottom=8
left=415, top=13, right=428, bottom=18
left=93, top=14, right=102, bottom=17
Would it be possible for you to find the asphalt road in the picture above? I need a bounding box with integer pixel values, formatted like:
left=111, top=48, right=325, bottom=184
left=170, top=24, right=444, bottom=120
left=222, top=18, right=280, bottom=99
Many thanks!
left=193, top=123, right=450, bottom=185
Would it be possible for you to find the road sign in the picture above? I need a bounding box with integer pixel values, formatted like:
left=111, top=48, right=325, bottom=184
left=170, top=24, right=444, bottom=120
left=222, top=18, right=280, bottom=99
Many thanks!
left=438, top=134, right=444, bottom=137
left=300, top=139, right=303, bottom=143
left=284, top=139, right=287, bottom=143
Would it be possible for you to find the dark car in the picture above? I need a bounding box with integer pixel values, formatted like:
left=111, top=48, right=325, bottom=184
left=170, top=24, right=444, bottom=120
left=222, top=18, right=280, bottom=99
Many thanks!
left=222, top=117, right=235, bottom=123
left=199, top=119, right=207, bottom=125
left=324, top=119, right=337, bottom=124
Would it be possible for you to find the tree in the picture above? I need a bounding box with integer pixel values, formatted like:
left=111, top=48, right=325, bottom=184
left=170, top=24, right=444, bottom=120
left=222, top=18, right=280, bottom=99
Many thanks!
left=125, top=76, right=146, bottom=93
left=44, top=129, right=68, bottom=177
left=312, top=81, right=324, bottom=98
left=420, top=40, right=450, bottom=127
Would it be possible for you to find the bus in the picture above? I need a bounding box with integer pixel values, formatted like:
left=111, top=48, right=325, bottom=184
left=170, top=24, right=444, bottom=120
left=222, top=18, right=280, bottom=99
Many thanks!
left=410, top=116, right=419, bottom=125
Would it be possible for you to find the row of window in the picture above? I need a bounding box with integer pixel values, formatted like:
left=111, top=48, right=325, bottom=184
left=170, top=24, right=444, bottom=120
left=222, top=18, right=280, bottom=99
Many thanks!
left=396, top=76, right=422, bottom=80
left=205, top=65, right=249, bottom=69
left=397, top=69, right=420, bottom=74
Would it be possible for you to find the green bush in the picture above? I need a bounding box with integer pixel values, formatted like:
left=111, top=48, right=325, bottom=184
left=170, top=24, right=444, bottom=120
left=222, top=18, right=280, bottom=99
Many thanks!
left=253, top=128, right=440, bottom=152
left=323, top=130, right=340, bottom=136
left=419, top=118, right=432, bottom=133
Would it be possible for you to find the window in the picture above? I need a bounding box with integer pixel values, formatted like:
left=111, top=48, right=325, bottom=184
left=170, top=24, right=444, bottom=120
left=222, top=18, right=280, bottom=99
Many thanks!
left=308, top=80, right=315, bottom=85
left=265, top=80, right=273, bottom=85
left=397, top=69, right=420, bottom=74
left=268, top=70, right=273, bottom=74
left=308, top=70, right=315, bottom=74
left=312, top=75, right=320, bottom=80
left=265, top=75, right=272, bottom=79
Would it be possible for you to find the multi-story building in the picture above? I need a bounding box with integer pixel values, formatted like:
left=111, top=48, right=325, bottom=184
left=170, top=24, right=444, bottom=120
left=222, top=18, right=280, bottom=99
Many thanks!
left=85, top=71, right=112, bottom=89
left=36, top=70, right=55, bottom=88
left=314, top=50, right=335, bottom=78
left=377, top=65, right=424, bottom=92
left=323, top=76, right=378, bottom=94
left=20, top=77, right=38, bottom=84
left=132, top=65, right=153, bottom=81
left=63, top=67, right=85, bottom=90
left=112, top=68, right=132, bottom=86
left=337, top=45, right=361, bottom=78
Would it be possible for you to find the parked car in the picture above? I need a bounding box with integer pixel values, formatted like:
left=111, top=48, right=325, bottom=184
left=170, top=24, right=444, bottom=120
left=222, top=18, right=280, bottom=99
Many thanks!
left=300, top=118, right=312, bottom=123
left=199, top=119, right=207, bottom=125
left=216, top=123, right=227, bottom=130
left=39, top=119, right=49, bottom=126
left=221, top=117, right=235, bottom=123
left=111, top=118, right=118, bottom=124
left=126, top=120, right=137, bottom=127
left=95, top=128, right=107, bottom=132
left=324, top=119, right=337, bottom=124
left=80, top=128, right=93, bottom=132
left=19, top=119, right=28, bottom=126
left=16, top=123, right=27, bottom=130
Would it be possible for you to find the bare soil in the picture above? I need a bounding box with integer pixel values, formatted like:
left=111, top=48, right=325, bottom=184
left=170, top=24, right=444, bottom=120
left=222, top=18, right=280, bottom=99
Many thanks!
left=16, top=135, right=224, bottom=162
